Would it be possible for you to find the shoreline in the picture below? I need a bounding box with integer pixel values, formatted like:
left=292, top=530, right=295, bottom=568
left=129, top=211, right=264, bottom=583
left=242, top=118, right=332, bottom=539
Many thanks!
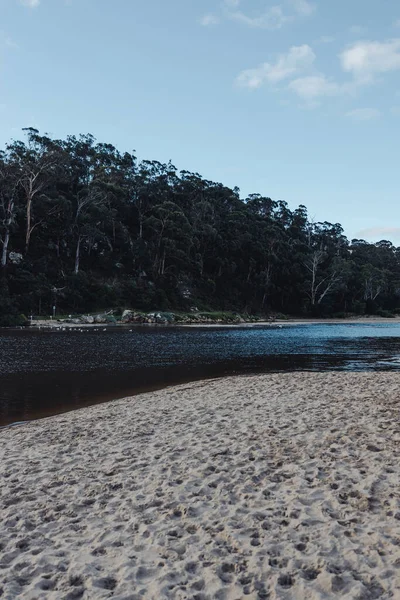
left=4, top=315, right=400, bottom=330
left=1, top=372, right=400, bottom=599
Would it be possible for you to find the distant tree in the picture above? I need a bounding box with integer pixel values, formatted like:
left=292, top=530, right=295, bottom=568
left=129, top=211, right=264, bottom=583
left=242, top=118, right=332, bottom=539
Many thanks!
left=0, top=155, right=20, bottom=268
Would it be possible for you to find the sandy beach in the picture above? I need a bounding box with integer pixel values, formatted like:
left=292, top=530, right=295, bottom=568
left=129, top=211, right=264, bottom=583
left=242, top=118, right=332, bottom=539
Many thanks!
left=1, top=373, right=400, bottom=599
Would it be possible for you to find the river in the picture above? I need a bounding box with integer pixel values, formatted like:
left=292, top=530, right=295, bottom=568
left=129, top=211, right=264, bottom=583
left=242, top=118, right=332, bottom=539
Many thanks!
left=1, top=323, right=400, bottom=426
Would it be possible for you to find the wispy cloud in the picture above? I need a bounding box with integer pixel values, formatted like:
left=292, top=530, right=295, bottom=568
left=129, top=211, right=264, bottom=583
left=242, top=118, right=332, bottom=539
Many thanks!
left=340, top=39, right=400, bottom=84
left=236, top=45, right=315, bottom=89
left=20, top=0, right=40, bottom=7
left=0, top=31, right=19, bottom=49
left=356, top=227, right=400, bottom=241
left=202, top=0, right=315, bottom=31
left=316, top=35, right=336, bottom=44
left=349, top=25, right=367, bottom=35
left=288, top=75, right=342, bottom=102
left=289, top=0, right=315, bottom=17
left=199, top=14, right=220, bottom=26
left=346, top=108, right=381, bottom=121
left=390, top=106, right=400, bottom=115
left=229, top=5, right=290, bottom=30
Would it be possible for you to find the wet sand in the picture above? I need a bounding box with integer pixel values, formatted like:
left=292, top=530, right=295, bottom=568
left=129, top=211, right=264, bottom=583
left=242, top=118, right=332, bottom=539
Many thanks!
left=1, top=373, right=400, bottom=599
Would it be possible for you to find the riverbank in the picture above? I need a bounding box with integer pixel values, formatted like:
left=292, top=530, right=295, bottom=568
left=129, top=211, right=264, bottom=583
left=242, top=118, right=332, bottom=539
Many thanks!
left=1, top=373, right=400, bottom=599
left=22, top=314, right=400, bottom=329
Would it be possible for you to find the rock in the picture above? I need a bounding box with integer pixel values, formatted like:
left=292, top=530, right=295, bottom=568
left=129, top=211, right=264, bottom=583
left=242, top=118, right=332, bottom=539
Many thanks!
left=94, top=314, right=107, bottom=324
left=132, top=314, right=146, bottom=323
left=9, top=252, right=23, bottom=265
left=80, top=315, right=95, bottom=324
left=366, top=444, right=382, bottom=452
left=121, top=310, right=134, bottom=323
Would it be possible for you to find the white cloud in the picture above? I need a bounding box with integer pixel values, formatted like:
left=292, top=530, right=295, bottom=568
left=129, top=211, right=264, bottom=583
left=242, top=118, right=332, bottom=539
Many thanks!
left=20, top=0, right=40, bottom=6
left=237, top=38, right=400, bottom=111
left=229, top=5, right=290, bottom=30
left=394, top=20, right=400, bottom=28
left=224, top=0, right=240, bottom=7
left=288, top=75, right=341, bottom=101
left=340, top=39, right=400, bottom=83
left=236, top=45, right=315, bottom=89
left=346, top=108, right=381, bottom=121
left=290, top=0, right=315, bottom=16
left=199, top=14, right=220, bottom=26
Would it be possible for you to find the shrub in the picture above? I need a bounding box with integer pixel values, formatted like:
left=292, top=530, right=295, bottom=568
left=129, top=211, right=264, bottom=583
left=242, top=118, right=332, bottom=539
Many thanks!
left=272, top=312, right=290, bottom=320
left=376, top=309, right=395, bottom=319
left=0, top=313, right=29, bottom=327
left=105, top=315, right=117, bottom=324
left=159, top=312, right=175, bottom=323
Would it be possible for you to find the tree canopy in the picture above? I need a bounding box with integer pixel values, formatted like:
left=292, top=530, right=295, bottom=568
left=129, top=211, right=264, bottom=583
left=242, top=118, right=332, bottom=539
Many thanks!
left=1, top=130, right=399, bottom=323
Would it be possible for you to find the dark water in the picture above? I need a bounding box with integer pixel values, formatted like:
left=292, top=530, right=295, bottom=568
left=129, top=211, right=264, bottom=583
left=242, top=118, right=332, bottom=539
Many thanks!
left=1, top=323, right=400, bottom=426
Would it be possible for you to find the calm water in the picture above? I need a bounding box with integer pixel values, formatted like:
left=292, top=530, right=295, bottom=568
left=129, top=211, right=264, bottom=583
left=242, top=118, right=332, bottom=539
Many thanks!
left=1, top=323, right=400, bottom=426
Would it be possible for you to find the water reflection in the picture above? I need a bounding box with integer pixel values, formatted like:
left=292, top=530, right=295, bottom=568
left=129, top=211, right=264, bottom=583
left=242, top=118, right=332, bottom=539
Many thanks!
left=1, top=323, right=400, bottom=426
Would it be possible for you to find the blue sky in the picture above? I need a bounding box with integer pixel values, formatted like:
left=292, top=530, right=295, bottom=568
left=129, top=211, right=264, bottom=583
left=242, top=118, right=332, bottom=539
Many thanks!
left=1, top=0, right=400, bottom=242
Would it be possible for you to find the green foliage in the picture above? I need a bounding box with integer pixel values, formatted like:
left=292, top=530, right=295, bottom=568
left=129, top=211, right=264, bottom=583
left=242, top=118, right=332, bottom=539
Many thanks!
left=375, top=309, right=395, bottom=318
left=158, top=312, right=175, bottom=323
left=105, top=315, right=117, bottom=324
left=0, top=313, right=29, bottom=327
left=1, top=130, right=399, bottom=322
left=198, top=311, right=241, bottom=322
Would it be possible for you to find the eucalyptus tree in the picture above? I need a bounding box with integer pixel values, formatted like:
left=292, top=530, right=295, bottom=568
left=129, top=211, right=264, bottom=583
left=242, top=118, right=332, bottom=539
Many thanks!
left=0, top=153, right=20, bottom=268
left=1, top=129, right=400, bottom=322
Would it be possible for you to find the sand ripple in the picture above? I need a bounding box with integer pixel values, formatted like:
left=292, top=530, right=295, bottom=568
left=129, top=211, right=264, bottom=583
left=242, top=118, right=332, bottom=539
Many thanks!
left=1, top=372, right=400, bottom=599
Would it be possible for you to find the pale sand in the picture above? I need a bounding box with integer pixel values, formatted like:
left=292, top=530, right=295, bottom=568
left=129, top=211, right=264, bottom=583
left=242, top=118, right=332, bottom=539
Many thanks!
left=1, top=373, right=400, bottom=600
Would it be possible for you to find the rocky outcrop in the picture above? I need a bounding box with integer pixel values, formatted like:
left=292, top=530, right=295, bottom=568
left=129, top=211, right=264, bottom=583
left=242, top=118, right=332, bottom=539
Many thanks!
left=56, top=310, right=261, bottom=327
left=80, top=315, right=95, bottom=324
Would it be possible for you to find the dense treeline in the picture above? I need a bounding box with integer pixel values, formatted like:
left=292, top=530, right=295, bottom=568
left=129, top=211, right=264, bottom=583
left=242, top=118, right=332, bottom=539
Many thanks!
left=0, top=128, right=399, bottom=324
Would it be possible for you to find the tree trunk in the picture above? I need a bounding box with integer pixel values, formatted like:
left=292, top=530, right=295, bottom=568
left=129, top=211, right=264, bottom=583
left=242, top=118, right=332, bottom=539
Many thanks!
left=1, top=230, right=10, bottom=268
left=25, top=187, right=34, bottom=252
left=160, top=250, right=166, bottom=276
left=262, top=292, right=267, bottom=308
left=1, top=198, right=15, bottom=268
left=74, top=236, right=82, bottom=275
left=310, top=256, right=317, bottom=306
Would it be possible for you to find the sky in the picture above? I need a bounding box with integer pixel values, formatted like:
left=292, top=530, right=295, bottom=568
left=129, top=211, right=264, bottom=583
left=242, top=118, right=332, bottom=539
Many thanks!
left=0, top=0, right=400, bottom=242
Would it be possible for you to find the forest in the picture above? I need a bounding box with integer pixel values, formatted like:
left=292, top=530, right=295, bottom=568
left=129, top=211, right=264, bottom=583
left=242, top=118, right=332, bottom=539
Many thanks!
left=0, top=128, right=398, bottom=325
